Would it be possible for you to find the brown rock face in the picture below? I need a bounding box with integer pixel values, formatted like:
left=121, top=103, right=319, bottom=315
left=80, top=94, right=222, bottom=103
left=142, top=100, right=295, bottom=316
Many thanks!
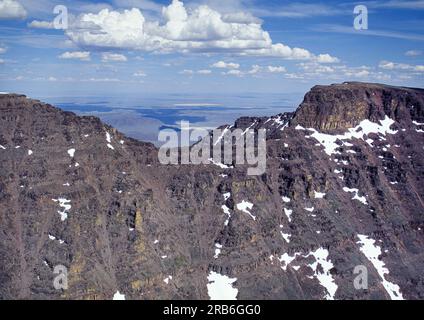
left=0, top=82, right=423, bottom=300
left=292, top=82, right=424, bottom=132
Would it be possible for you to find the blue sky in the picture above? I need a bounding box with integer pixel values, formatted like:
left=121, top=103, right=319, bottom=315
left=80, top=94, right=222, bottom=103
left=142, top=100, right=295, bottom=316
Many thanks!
left=0, top=0, right=423, bottom=99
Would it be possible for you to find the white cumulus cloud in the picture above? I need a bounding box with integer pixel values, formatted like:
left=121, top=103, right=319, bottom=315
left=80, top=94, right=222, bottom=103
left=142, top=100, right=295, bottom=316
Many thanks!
left=247, top=64, right=261, bottom=74
left=197, top=69, right=212, bottom=74
left=405, top=50, right=422, bottom=57
left=316, top=53, right=340, bottom=63
left=101, top=52, right=128, bottom=62
left=59, top=51, right=91, bottom=61
left=222, top=11, right=262, bottom=24
left=0, top=0, right=27, bottom=19
left=211, top=61, right=240, bottom=69
left=298, top=62, right=336, bottom=74
left=247, top=65, right=286, bottom=75
left=180, top=69, right=193, bottom=75
left=379, top=60, right=410, bottom=70
left=224, top=69, right=243, bottom=77
left=267, top=65, right=287, bottom=73
left=240, top=43, right=316, bottom=60
left=133, top=70, right=147, bottom=77
left=63, top=0, right=337, bottom=61
left=344, top=69, right=370, bottom=78
left=379, top=60, right=424, bottom=72
left=180, top=69, right=212, bottom=75
left=28, top=20, right=55, bottom=29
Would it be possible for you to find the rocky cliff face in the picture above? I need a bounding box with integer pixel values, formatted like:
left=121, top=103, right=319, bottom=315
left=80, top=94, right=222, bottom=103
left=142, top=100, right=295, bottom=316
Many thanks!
left=293, top=82, right=424, bottom=132
left=0, top=82, right=423, bottom=300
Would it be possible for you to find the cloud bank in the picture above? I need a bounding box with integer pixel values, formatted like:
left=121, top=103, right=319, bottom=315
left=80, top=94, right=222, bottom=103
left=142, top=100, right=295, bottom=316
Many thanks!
left=60, top=0, right=338, bottom=62
left=0, top=0, right=27, bottom=19
left=59, top=51, right=91, bottom=61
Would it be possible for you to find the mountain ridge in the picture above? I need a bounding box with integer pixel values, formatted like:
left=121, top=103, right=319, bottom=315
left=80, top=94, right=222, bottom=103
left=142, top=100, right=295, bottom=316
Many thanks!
left=0, top=82, right=423, bottom=300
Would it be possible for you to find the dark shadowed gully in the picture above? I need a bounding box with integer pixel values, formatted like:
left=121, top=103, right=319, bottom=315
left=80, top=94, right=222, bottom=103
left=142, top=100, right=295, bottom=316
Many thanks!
left=0, top=82, right=423, bottom=300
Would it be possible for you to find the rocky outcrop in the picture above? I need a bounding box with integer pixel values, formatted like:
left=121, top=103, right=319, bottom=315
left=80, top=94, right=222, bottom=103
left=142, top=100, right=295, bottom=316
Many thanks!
left=0, top=83, right=423, bottom=300
left=292, top=82, right=424, bottom=132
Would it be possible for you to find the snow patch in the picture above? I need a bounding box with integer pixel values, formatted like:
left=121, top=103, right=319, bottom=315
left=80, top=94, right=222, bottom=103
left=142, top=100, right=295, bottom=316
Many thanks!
left=305, top=248, right=338, bottom=300
left=214, top=126, right=230, bottom=146
left=278, top=252, right=301, bottom=271
left=113, top=291, right=125, bottom=300
left=67, top=148, right=75, bottom=158
left=236, top=200, right=255, bottom=221
left=214, top=243, right=223, bottom=259
left=207, top=271, right=238, bottom=300
left=277, top=248, right=338, bottom=300
left=241, top=121, right=257, bottom=136
left=343, top=187, right=368, bottom=205
left=222, top=205, right=232, bottom=226
left=284, top=208, right=293, bottom=222
left=272, top=115, right=286, bottom=127
left=52, top=198, right=71, bottom=221
left=366, top=138, right=374, bottom=147
left=222, top=193, right=232, bottom=225
left=357, top=235, right=404, bottom=300
left=314, top=191, right=326, bottom=199
left=281, top=231, right=291, bottom=243
left=209, top=158, right=233, bottom=169
left=282, top=196, right=291, bottom=203
left=297, top=116, right=397, bottom=157
left=106, top=132, right=115, bottom=150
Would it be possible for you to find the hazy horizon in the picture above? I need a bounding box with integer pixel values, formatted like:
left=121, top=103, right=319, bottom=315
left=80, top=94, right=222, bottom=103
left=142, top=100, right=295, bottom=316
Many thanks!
left=1, top=0, right=423, bottom=98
